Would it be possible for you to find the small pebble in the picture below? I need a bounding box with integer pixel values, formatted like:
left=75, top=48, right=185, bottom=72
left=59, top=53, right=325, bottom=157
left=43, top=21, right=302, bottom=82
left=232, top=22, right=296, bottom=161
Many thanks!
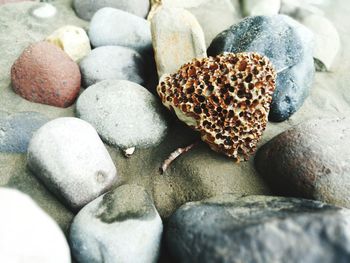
left=27, top=117, right=119, bottom=210
left=0, top=111, right=49, bottom=153
left=46, top=25, right=91, bottom=62
left=89, top=7, right=152, bottom=55
left=11, top=41, right=81, bottom=108
left=31, top=3, right=57, bottom=19
left=79, top=45, right=146, bottom=88
left=151, top=6, right=207, bottom=77
left=0, top=188, right=71, bottom=263
left=76, top=79, right=168, bottom=149
left=70, top=184, right=163, bottom=263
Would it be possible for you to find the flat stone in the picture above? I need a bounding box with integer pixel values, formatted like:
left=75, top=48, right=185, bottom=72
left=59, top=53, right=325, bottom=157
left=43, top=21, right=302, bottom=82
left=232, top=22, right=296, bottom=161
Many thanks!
left=76, top=79, right=168, bottom=149
left=255, top=118, right=350, bottom=208
left=151, top=6, right=207, bottom=77
left=79, top=45, right=146, bottom=88
left=27, top=117, right=119, bottom=210
left=208, top=15, right=315, bottom=122
left=89, top=7, right=152, bottom=56
left=242, top=0, right=281, bottom=16
left=70, top=184, right=162, bottom=263
left=0, top=188, right=70, bottom=263
left=11, top=41, right=81, bottom=108
left=0, top=111, right=49, bottom=153
left=166, top=194, right=350, bottom=263
left=46, top=25, right=91, bottom=62
left=149, top=0, right=241, bottom=47
left=73, top=0, right=150, bottom=21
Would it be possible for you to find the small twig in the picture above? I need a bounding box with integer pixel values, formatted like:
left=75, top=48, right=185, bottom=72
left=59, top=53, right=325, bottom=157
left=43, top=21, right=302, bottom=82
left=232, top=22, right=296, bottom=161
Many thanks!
left=159, top=142, right=198, bottom=174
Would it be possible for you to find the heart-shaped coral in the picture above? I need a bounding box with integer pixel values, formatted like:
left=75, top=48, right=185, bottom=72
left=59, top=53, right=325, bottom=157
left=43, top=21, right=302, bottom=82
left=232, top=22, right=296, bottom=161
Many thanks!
left=157, top=52, right=276, bottom=161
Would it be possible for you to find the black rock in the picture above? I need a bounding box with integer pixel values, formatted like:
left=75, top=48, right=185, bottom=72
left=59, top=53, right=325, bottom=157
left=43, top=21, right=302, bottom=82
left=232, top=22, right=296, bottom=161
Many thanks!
left=208, top=15, right=315, bottom=122
left=0, top=111, right=49, bottom=153
left=166, top=194, right=350, bottom=263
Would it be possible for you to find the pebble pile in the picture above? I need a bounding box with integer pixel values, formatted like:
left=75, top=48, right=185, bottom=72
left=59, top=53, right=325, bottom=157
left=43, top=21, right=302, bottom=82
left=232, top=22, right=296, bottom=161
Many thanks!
left=0, top=0, right=348, bottom=263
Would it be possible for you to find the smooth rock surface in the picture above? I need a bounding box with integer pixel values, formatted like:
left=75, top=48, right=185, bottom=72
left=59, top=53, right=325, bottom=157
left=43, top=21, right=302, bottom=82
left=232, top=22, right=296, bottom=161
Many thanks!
left=0, top=188, right=71, bottom=263
left=76, top=79, right=168, bottom=149
left=255, top=118, right=350, bottom=208
left=70, top=184, right=163, bottom=263
left=242, top=0, right=281, bottom=16
left=167, top=194, right=350, bottom=263
left=151, top=6, right=207, bottom=77
left=149, top=0, right=240, bottom=47
left=208, top=15, right=315, bottom=122
left=46, top=25, right=91, bottom=62
left=0, top=111, right=49, bottom=153
left=73, top=0, right=150, bottom=21
left=89, top=7, right=152, bottom=55
left=79, top=45, right=146, bottom=88
left=11, top=41, right=81, bottom=108
left=27, top=117, right=118, bottom=210
left=30, top=2, right=57, bottom=19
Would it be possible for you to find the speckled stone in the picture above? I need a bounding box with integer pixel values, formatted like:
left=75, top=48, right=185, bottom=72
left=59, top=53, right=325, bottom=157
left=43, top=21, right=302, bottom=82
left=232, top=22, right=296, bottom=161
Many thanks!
left=76, top=79, right=168, bottom=149
left=0, top=111, right=49, bottom=153
left=167, top=194, right=350, bottom=263
left=89, top=7, right=152, bottom=56
left=11, top=41, right=81, bottom=108
left=73, top=0, right=150, bottom=21
left=79, top=45, right=146, bottom=88
left=208, top=15, right=315, bottom=122
left=27, top=117, right=119, bottom=210
left=0, top=188, right=71, bottom=263
left=255, top=118, right=350, bottom=208
left=70, top=184, right=163, bottom=263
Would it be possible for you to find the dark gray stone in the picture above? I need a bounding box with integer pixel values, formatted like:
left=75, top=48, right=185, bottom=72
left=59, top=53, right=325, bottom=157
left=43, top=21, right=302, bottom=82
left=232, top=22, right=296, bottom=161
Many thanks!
left=73, top=0, right=150, bottom=21
left=79, top=45, right=146, bottom=88
left=208, top=15, right=315, bottom=122
left=255, top=117, right=350, bottom=208
left=70, top=184, right=163, bottom=263
left=0, top=111, right=49, bottom=153
left=166, top=194, right=350, bottom=263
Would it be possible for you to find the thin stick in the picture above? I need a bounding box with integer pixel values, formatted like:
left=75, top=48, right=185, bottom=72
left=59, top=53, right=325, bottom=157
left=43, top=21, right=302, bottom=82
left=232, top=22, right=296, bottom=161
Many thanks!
left=159, top=142, right=198, bottom=174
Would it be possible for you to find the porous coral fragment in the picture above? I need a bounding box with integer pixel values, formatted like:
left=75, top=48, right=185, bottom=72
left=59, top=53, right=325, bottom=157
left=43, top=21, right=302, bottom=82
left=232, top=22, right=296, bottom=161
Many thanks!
left=157, top=52, right=276, bottom=161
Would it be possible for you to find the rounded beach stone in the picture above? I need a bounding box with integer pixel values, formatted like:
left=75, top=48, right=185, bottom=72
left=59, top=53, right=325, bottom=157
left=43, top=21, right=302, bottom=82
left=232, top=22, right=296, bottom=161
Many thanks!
left=255, top=118, right=350, bottom=208
left=79, top=45, right=146, bottom=88
left=208, top=15, right=315, bottom=122
left=89, top=7, right=152, bottom=55
left=151, top=6, right=207, bottom=77
left=70, top=184, right=163, bottom=263
left=11, top=41, right=81, bottom=108
left=27, top=117, right=119, bottom=210
left=0, top=188, right=71, bottom=263
left=73, top=0, right=150, bottom=21
left=76, top=79, right=168, bottom=149
left=46, top=25, right=91, bottom=62
left=0, top=111, right=49, bottom=153
left=167, top=194, right=350, bottom=263
left=30, top=2, right=57, bottom=19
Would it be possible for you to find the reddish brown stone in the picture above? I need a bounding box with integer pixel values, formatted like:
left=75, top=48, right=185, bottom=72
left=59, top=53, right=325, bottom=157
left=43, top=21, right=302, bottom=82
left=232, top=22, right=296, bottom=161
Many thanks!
left=0, top=0, right=34, bottom=5
left=11, top=41, right=81, bottom=108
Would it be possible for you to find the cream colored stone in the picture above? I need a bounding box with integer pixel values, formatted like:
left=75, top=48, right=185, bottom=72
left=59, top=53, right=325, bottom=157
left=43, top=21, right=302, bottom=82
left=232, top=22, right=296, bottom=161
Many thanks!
left=149, top=0, right=240, bottom=47
left=151, top=7, right=207, bottom=77
left=46, top=25, right=91, bottom=62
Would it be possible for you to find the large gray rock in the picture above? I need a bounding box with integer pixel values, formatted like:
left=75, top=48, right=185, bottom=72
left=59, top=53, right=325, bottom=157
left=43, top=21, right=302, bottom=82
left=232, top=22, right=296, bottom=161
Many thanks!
left=255, top=117, right=350, bottom=208
left=79, top=45, right=146, bottom=88
left=89, top=7, right=152, bottom=56
left=76, top=79, right=168, bottom=150
left=0, top=188, right=71, bottom=263
left=208, top=15, right=315, bottom=122
left=27, top=117, right=118, bottom=210
left=70, top=184, right=163, bottom=263
left=73, top=0, right=150, bottom=21
left=166, top=194, right=350, bottom=263
left=0, top=111, right=49, bottom=153
left=151, top=6, right=207, bottom=77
